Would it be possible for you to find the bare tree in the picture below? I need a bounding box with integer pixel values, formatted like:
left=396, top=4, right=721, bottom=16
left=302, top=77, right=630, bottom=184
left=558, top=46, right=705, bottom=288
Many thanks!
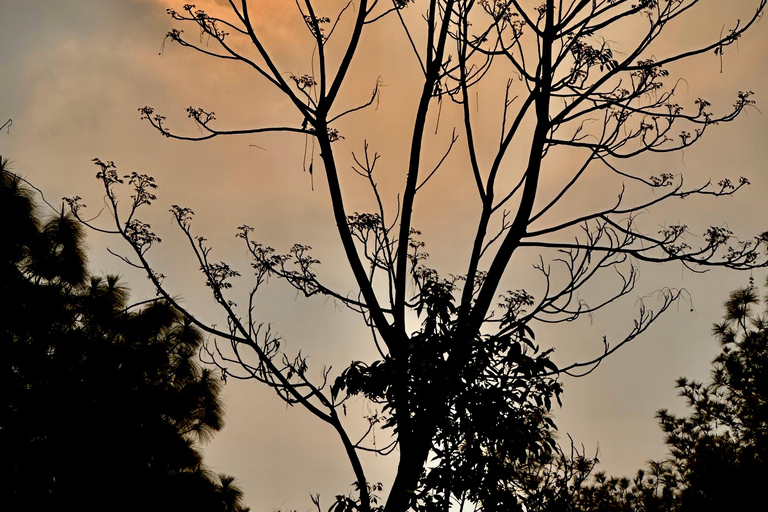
left=68, top=1, right=768, bottom=510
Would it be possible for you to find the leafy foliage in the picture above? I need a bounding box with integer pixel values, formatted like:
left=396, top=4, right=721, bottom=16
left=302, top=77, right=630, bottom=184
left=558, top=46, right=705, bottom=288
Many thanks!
left=333, top=282, right=563, bottom=510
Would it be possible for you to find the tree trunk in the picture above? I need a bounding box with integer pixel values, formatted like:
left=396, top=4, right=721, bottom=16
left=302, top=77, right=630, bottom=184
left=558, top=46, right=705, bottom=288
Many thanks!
left=384, top=429, right=433, bottom=512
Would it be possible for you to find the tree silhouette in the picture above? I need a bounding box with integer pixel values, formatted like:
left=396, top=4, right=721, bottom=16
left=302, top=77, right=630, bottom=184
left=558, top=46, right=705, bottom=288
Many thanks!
left=655, top=283, right=768, bottom=510
left=0, top=159, right=249, bottom=512
left=68, top=1, right=768, bottom=510
left=540, top=283, right=768, bottom=512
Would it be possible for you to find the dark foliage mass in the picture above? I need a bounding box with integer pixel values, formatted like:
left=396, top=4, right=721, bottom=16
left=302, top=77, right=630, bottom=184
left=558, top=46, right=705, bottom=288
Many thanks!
left=0, top=158, right=249, bottom=512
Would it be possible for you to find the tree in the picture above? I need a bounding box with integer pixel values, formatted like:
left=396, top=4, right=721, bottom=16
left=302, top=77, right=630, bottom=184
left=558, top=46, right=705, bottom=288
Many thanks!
left=655, top=284, right=768, bottom=510
left=0, top=159, right=249, bottom=512
left=67, top=1, right=768, bottom=510
left=552, top=283, right=768, bottom=512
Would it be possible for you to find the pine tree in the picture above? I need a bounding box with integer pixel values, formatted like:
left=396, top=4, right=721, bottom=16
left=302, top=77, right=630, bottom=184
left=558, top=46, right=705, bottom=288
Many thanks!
left=0, top=158, right=249, bottom=512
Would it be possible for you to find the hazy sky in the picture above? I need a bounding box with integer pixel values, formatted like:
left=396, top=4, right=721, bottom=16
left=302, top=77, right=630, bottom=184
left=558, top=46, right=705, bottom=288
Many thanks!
left=2, top=1, right=768, bottom=510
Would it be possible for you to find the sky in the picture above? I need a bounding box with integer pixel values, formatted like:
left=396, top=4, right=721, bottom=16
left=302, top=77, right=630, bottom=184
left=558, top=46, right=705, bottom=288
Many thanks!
left=2, top=1, right=768, bottom=510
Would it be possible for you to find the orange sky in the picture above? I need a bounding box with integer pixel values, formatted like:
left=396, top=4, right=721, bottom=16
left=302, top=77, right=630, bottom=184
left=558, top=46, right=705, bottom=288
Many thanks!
left=3, top=1, right=768, bottom=510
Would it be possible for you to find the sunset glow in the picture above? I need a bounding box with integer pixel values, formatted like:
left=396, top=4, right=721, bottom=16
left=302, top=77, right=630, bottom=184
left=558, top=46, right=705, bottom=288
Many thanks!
left=3, top=1, right=768, bottom=509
